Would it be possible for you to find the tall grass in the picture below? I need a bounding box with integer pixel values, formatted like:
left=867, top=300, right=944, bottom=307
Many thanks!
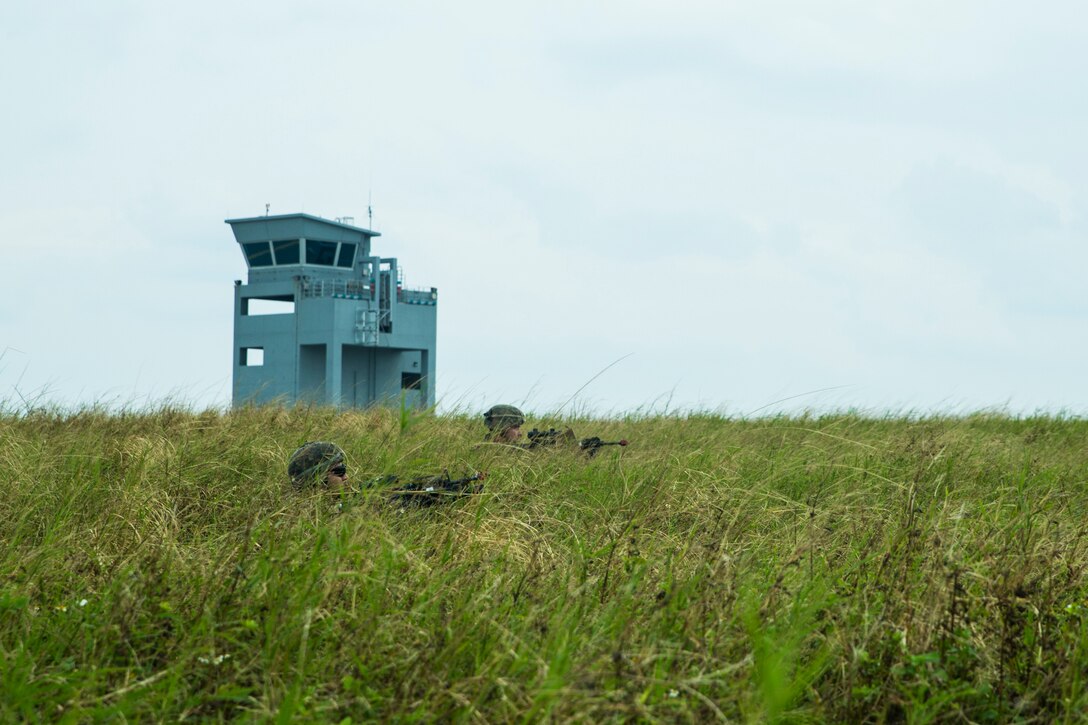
left=1, top=406, right=1087, bottom=721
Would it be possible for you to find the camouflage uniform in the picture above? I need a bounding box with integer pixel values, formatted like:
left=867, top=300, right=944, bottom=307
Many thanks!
left=288, top=441, right=346, bottom=488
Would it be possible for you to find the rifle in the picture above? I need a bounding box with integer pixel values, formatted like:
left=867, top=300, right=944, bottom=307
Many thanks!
left=526, top=427, right=576, bottom=449
left=384, top=470, right=486, bottom=507
left=525, top=428, right=629, bottom=457
left=577, top=436, right=630, bottom=457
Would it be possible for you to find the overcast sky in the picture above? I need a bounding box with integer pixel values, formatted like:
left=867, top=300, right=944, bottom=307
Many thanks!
left=2, top=1, right=1085, bottom=416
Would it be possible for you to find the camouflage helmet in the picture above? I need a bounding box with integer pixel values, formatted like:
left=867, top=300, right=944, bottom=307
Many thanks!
left=483, top=404, right=525, bottom=431
left=288, top=441, right=346, bottom=488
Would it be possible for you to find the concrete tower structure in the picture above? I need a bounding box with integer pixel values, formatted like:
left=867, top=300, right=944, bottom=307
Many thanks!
left=228, top=213, right=437, bottom=409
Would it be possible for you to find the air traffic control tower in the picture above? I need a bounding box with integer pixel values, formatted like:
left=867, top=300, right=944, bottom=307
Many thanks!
left=227, top=213, right=437, bottom=409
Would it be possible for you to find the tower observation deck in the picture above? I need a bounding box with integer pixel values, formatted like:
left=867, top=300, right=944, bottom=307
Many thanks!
left=228, top=213, right=437, bottom=409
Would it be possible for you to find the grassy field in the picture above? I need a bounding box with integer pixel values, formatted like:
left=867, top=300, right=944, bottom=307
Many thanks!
left=2, top=405, right=1087, bottom=722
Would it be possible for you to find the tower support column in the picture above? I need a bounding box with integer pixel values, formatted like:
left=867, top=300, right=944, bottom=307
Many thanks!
left=420, top=348, right=435, bottom=409
left=326, top=339, right=343, bottom=407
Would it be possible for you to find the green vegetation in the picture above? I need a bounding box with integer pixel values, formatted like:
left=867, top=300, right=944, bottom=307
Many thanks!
left=2, top=406, right=1087, bottom=722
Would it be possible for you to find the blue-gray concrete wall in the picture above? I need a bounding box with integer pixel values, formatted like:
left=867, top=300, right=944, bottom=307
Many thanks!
left=233, top=283, right=298, bottom=406
left=340, top=347, right=424, bottom=408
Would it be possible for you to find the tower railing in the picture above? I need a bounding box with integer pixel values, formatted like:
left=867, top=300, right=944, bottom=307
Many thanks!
left=398, top=288, right=438, bottom=306
left=299, top=279, right=437, bottom=305
left=300, top=279, right=372, bottom=300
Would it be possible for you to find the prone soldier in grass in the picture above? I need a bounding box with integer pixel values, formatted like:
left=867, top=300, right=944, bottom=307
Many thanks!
left=288, top=441, right=350, bottom=490
left=483, top=404, right=528, bottom=444
left=287, top=441, right=483, bottom=507
left=482, top=404, right=629, bottom=457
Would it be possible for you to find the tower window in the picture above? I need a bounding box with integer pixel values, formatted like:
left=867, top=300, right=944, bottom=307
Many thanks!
left=240, top=347, right=265, bottom=366
left=305, top=240, right=337, bottom=265
left=243, top=242, right=273, bottom=267
left=244, top=298, right=295, bottom=316
left=401, top=372, right=422, bottom=390
left=337, top=242, right=357, bottom=268
left=273, top=239, right=300, bottom=265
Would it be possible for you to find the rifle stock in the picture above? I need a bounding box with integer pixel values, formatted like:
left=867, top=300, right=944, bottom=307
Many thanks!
left=526, top=427, right=576, bottom=449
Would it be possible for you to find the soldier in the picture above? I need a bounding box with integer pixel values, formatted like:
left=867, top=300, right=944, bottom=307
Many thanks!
left=483, top=404, right=526, bottom=443
left=289, top=440, right=484, bottom=507
left=287, top=441, right=349, bottom=490
left=483, top=404, right=628, bottom=455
